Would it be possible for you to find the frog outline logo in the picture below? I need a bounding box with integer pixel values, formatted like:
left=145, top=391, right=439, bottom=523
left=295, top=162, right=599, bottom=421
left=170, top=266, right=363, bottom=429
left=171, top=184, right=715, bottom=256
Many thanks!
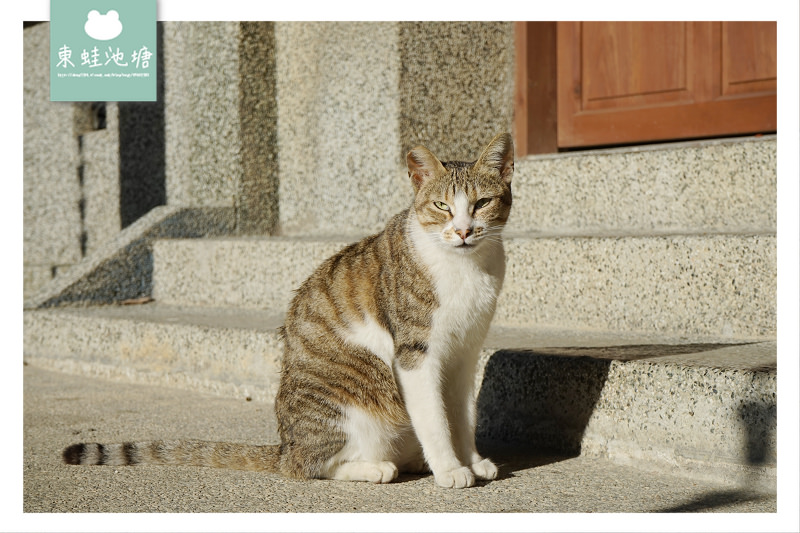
left=84, top=10, right=123, bottom=41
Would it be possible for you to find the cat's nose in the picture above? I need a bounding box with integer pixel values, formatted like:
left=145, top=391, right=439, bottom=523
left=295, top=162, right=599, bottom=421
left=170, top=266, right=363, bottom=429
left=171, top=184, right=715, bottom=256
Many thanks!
left=455, top=228, right=472, bottom=240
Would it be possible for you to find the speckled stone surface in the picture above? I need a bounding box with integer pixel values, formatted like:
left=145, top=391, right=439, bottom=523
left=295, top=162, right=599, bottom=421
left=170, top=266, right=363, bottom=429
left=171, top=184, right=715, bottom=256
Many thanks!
left=237, top=22, right=279, bottom=234
left=163, top=22, right=278, bottom=234
left=476, top=347, right=776, bottom=490
left=153, top=237, right=347, bottom=310
left=24, top=305, right=285, bottom=403
left=275, top=21, right=515, bottom=236
left=510, top=136, right=777, bottom=234
left=398, top=22, right=515, bottom=161
left=24, top=266, right=56, bottom=297
left=23, top=23, right=82, bottom=295
left=585, top=358, right=776, bottom=488
left=23, top=365, right=781, bottom=516
left=81, top=104, right=121, bottom=255
left=499, top=233, right=776, bottom=338
left=116, top=23, right=168, bottom=229
left=275, top=22, right=406, bottom=236
left=23, top=304, right=776, bottom=488
left=152, top=232, right=775, bottom=339
left=24, top=24, right=170, bottom=299
left=24, top=206, right=236, bottom=309
left=163, top=22, right=242, bottom=208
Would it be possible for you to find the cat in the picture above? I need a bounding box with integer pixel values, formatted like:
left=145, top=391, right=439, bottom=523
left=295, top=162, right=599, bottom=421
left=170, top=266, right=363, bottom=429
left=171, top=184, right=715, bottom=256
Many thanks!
left=62, top=132, right=514, bottom=489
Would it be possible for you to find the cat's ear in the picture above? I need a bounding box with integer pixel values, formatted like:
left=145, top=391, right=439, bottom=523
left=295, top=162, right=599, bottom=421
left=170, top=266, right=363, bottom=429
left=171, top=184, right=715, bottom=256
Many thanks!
left=407, top=146, right=447, bottom=192
left=474, top=133, right=514, bottom=185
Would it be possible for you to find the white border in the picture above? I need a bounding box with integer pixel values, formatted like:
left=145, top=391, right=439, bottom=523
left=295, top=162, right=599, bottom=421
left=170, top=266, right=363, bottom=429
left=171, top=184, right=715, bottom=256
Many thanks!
left=6, top=1, right=799, bottom=532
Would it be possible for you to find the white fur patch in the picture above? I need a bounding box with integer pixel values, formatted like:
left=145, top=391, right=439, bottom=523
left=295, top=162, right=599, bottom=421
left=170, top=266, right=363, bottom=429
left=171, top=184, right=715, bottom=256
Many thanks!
left=343, top=316, right=395, bottom=369
left=323, top=405, right=400, bottom=474
left=399, top=210, right=507, bottom=480
left=395, top=354, right=460, bottom=473
left=451, top=191, right=472, bottom=236
left=408, top=210, right=505, bottom=349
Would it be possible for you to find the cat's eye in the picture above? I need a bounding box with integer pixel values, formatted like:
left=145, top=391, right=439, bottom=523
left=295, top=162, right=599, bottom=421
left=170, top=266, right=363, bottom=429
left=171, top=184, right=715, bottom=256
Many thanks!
left=433, top=201, right=450, bottom=212
left=474, top=198, right=492, bottom=210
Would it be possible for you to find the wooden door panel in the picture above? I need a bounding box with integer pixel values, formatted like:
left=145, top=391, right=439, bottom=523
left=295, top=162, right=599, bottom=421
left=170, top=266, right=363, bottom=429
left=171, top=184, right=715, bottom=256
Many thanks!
left=554, top=21, right=776, bottom=150
left=581, top=22, right=690, bottom=109
left=720, top=21, right=777, bottom=96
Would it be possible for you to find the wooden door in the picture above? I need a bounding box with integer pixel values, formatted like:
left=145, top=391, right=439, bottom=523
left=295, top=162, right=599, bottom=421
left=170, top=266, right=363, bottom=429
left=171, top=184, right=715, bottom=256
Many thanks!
left=514, top=22, right=777, bottom=154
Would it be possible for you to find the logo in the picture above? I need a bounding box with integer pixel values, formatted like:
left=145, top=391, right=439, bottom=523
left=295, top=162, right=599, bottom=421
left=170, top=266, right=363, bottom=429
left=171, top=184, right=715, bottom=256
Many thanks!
left=50, top=0, right=157, bottom=102
left=84, top=10, right=123, bottom=41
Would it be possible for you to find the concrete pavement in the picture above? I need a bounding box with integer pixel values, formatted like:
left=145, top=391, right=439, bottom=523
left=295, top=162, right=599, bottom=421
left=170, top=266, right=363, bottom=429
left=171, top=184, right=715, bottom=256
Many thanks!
left=23, top=365, right=776, bottom=517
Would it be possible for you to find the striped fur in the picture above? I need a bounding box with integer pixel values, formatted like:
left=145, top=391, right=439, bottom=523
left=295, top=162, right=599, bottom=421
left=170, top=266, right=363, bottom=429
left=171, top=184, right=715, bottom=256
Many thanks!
left=62, top=441, right=281, bottom=471
left=62, top=133, right=514, bottom=489
left=276, top=133, right=513, bottom=487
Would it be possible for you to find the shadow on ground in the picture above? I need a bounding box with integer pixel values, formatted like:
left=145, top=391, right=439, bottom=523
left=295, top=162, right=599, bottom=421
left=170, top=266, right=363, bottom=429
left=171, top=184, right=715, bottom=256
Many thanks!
left=476, top=349, right=613, bottom=455
left=656, top=489, right=775, bottom=512
left=474, top=345, right=776, bottom=511
left=655, top=398, right=777, bottom=512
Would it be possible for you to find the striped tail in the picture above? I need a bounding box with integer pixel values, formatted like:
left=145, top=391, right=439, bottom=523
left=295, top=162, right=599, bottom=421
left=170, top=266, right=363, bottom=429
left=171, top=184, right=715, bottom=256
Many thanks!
left=62, top=440, right=281, bottom=472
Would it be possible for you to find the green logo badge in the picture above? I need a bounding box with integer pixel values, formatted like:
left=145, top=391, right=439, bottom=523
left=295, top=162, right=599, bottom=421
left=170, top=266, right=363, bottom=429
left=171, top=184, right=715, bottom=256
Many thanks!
left=50, top=0, right=157, bottom=102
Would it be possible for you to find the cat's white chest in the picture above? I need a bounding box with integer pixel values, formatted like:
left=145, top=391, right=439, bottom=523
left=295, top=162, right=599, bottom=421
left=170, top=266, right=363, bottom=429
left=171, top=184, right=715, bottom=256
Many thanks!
left=410, top=217, right=505, bottom=355
left=428, top=247, right=503, bottom=346
left=343, top=214, right=505, bottom=370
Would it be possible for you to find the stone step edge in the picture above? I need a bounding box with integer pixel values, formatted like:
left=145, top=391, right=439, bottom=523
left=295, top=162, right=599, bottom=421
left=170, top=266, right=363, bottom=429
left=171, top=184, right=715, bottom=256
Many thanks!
left=23, top=303, right=777, bottom=366
left=23, top=304, right=777, bottom=374
left=508, top=135, right=776, bottom=235
left=24, top=352, right=776, bottom=492
left=24, top=205, right=238, bottom=310
left=23, top=305, right=776, bottom=486
left=23, top=357, right=271, bottom=403
left=152, top=233, right=777, bottom=339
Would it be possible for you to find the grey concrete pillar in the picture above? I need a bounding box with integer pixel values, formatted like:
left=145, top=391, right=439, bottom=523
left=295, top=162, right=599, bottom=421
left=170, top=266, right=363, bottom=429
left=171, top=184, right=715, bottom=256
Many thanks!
left=23, top=23, right=82, bottom=295
left=163, top=21, right=278, bottom=234
left=275, top=21, right=515, bottom=237
left=398, top=22, right=515, bottom=160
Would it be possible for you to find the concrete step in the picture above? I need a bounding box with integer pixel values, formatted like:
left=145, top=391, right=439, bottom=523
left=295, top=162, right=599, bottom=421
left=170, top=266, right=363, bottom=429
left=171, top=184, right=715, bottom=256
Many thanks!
left=153, top=232, right=776, bottom=339
left=24, top=365, right=779, bottom=515
left=24, top=136, right=776, bottom=320
left=23, top=303, right=776, bottom=488
left=276, top=136, right=775, bottom=238
left=24, top=304, right=286, bottom=402
left=510, top=135, right=775, bottom=235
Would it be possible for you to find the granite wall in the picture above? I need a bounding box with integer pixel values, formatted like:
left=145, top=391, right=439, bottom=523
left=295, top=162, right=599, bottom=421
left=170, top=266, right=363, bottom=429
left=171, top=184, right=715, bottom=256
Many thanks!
left=162, top=21, right=279, bottom=235
left=398, top=22, right=515, bottom=162
left=24, top=23, right=169, bottom=297
left=24, top=21, right=515, bottom=294
left=24, top=23, right=83, bottom=295
left=275, top=21, right=515, bottom=236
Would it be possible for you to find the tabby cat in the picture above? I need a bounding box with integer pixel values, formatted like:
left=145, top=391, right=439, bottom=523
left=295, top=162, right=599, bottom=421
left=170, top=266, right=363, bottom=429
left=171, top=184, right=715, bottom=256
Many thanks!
left=63, top=132, right=514, bottom=489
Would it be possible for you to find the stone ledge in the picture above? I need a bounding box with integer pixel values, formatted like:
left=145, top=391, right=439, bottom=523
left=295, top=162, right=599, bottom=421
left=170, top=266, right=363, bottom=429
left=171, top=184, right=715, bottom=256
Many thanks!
left=511, top=135, right=776, bottom=234
left=24, top=206, right=237, bottom=309
left=153, top=232, right=776, bottom=338
left=23, top=303, right=776, bottom=488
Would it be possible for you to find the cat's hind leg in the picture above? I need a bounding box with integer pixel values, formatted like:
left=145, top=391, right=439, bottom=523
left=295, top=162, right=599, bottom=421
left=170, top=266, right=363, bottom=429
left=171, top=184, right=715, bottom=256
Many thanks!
left=330, top=461, right=398, bottom=483
left=321, top=405, right=402, bottom=484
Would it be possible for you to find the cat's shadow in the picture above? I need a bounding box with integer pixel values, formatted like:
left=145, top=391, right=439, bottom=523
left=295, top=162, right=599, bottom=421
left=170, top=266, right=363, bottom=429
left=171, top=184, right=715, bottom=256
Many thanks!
left=394, top=444, right=574, bottom=484
left=479, top=442, right=576, bottom=481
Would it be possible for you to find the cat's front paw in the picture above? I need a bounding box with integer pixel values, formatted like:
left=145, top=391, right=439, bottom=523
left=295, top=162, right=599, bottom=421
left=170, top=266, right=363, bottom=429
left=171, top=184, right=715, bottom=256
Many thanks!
left=434, top=466, right=475, bottom=489
left=471, top=458, right=498, bottom=480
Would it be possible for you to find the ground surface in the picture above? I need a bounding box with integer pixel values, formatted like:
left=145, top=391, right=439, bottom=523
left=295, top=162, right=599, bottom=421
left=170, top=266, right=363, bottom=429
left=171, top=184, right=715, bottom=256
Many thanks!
left=23, top=365, right=776, bottom=518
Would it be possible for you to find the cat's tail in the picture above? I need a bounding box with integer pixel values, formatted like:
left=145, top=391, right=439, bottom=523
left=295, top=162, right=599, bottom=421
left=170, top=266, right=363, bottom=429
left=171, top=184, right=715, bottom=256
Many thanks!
left=62, top=440, right=281, bottom=473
